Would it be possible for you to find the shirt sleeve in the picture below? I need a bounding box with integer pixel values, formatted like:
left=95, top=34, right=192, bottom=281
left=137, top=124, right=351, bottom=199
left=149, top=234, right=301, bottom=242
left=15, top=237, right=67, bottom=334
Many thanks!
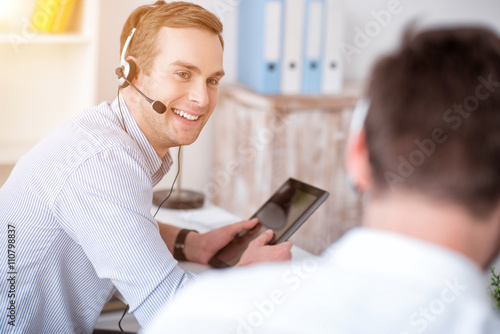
left=52, top=146, right=197, bottom=326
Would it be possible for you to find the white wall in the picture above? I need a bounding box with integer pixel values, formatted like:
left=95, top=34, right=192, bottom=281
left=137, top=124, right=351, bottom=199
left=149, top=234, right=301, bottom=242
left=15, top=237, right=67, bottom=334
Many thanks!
left=96, top=0, right=500, bottom=194
left=341, top=0, right=500, bottom=79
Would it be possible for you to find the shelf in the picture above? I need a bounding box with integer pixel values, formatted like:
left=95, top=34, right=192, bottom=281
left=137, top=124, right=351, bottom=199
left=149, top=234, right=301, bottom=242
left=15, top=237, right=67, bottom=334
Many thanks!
left=0, top=33, right=90, bottom=45
left=0, top=143, right=36, bottom=165
left=0, top=0, right=99, bottom=169
left=220, top=80, right=363, bottom=111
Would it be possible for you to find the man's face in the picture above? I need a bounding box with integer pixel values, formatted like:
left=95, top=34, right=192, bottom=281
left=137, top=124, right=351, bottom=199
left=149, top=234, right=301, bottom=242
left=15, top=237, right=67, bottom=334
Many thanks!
left=133, top=27, right=224, bottom=154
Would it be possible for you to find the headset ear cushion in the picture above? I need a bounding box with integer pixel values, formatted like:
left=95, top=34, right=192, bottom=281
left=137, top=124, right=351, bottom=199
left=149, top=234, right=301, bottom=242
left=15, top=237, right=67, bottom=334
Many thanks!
left=118, top=60, right=137, bottom=88
left=126, top=60, right=136, bottom=83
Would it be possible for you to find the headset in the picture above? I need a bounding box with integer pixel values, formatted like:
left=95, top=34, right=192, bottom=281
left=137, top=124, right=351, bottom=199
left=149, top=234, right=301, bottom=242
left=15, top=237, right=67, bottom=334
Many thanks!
left=114, top=27, right=181, bottom=332
left=346, top=99, right=370, bottom=192
left=349, top=99, right=370, bottom=134
left=115, top=26, right=182, bottom=218
left=115, top=28, right=167, bottom=114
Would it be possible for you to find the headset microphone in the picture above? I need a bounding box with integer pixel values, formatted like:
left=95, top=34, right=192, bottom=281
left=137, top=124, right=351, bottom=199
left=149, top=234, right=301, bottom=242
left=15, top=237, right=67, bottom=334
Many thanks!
left=115, top=67, right=167, bottom=114
left=116, top=28, right=167, bottom=114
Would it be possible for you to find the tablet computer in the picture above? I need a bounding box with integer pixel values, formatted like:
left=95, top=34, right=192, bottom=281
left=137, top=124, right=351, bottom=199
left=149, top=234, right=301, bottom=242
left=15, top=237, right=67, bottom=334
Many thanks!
left=208, top=178, right=329, bottom=268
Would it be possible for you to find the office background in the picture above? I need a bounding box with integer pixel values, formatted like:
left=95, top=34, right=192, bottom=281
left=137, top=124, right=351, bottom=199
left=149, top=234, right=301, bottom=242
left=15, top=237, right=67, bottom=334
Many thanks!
left=97, top=0, right=500, bottom=194
left=1, top=0, right=499, bottom=238
left=2, top=2, right=500, bottom=329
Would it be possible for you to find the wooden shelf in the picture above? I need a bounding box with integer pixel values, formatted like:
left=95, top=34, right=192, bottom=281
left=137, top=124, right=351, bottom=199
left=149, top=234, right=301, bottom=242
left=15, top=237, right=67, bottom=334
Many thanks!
left=0, top=33, right=90, bottom=45
left=220, top=80, right=364, bottom=111
left=0, top=0, right=99, bottom=167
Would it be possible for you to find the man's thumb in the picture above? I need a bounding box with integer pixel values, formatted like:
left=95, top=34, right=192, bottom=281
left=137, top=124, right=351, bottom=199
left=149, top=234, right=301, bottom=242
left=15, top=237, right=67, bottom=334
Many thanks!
left=251, top=229, right=274, bottom=247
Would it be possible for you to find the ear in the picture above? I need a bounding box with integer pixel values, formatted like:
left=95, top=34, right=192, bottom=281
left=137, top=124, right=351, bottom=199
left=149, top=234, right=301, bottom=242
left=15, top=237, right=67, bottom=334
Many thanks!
left=345, top=129, right=372, bottom=192
left=125, top=56, right=142, bottom=83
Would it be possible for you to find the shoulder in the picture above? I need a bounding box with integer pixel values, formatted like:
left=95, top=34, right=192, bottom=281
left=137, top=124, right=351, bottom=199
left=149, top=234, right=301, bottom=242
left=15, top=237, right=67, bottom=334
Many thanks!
left=53, top=102, right=151, bottom=176
left=72, top=101, right=140, bottom=155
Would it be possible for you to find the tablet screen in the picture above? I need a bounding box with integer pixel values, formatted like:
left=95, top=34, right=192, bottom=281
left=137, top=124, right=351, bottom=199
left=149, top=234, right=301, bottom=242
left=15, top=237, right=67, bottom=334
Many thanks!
left=208, top=178, right=329, bottom=268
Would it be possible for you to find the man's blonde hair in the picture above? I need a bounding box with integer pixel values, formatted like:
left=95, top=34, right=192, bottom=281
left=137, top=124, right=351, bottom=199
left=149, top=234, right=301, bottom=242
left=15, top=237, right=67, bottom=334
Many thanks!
left=120, top=1, right=224, bottom=75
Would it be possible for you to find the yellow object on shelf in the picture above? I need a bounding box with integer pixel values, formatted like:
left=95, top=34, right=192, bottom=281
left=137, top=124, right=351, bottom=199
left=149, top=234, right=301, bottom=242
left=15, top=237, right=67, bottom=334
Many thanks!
left=31, top=0, right=79, bottom=33
left=52, top=0, right=78, bottom=33
left=30, top=0, right=63, bottom=33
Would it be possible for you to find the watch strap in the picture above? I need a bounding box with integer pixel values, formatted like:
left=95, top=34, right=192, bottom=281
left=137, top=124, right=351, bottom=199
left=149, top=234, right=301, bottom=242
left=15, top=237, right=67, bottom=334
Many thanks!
left=173, top=229, right=197, bottom=261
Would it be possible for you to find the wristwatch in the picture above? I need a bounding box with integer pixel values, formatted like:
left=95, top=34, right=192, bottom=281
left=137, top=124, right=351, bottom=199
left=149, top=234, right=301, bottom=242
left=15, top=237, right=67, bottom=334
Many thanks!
left=173, top=229, right=198, bottom=261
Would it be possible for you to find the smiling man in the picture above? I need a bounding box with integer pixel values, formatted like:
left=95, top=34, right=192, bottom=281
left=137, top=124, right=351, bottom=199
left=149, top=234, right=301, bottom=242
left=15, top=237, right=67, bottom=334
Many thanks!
left=0, top=2, right=291, bottom=333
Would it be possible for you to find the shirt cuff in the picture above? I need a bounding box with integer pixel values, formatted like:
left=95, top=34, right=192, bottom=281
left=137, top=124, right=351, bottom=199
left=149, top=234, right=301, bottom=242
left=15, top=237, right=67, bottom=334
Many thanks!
left=131, top=265, right=198, bottom=327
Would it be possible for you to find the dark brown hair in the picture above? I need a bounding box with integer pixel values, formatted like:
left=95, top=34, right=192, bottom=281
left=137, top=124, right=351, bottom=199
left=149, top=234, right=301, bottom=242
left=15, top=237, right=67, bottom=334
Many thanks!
left=120, top=1, right=224, bottom=75
left=365, top=26, right=500, bottom=218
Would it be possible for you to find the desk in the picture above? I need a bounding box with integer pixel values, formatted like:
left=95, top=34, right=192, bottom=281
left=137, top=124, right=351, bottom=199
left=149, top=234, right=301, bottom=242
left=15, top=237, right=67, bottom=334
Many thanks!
left=95, top=204, right=314, bottom=332
left=153, top=203, right=315, bottom=274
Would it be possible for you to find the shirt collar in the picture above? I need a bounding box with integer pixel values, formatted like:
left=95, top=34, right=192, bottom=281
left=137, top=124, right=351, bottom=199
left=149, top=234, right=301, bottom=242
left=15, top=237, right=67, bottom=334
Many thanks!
left=325, top=227, right=485, bottom=291
left=112, top=94, right=173, bottom=185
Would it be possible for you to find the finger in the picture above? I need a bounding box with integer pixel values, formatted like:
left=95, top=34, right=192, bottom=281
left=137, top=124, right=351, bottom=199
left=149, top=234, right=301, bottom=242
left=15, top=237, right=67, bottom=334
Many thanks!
left=279, top=241, right=293, bottom=260
left=227, top=218, right=259, bottom=234
left=215, top=218, right=259, bottom=240
left=241, top=218, right=259, bottom=229
left=250, top=229, right=274, bottom=247
left=267, top=242, right=293, bottom=262
left=281, top=240, right=293, bottom=251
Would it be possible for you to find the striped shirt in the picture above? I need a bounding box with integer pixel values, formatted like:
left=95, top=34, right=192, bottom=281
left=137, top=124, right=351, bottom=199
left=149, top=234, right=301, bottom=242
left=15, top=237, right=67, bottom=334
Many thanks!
left=0, top=96, right=196, bottom=333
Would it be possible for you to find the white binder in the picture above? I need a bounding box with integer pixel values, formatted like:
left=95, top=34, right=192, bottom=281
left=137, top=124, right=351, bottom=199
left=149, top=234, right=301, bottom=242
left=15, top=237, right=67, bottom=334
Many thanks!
left=321, top=0, right=344, bottom=94
left=280, top=0, right=306, bottom=94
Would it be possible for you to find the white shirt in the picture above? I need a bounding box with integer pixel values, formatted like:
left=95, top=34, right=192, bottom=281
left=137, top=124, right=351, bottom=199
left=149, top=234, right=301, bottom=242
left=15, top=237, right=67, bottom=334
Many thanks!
left=144, top=228, right=500, bottom=334
left=0, top=97, right=196, bottom=333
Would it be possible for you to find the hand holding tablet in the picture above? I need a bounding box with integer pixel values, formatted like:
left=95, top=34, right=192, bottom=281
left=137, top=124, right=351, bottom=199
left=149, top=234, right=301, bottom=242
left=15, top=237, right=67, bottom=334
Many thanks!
left=209, top=178, right=329, bottom=268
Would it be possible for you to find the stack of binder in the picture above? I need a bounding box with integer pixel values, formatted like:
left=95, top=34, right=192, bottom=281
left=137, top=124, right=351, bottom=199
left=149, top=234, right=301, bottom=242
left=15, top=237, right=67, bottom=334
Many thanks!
left=237, top=0, right=344, bottom=96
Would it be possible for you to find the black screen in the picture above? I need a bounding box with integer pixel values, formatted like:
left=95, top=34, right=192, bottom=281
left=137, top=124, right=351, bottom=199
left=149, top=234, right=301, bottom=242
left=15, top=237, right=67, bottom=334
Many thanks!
left=211, top=186, right=319, bottom=267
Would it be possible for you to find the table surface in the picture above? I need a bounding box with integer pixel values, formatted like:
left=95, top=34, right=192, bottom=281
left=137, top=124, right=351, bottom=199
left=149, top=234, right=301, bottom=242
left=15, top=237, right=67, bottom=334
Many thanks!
left=153, top=203, right=315, bottom=274
left=96, top=204, right=315, bottom=331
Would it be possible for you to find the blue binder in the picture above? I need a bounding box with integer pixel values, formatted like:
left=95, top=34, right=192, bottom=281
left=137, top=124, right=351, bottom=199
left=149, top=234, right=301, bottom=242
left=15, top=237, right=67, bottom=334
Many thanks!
left=238, top=0, right=284, bottom=95
left=301, top=0, right=325, bottom=94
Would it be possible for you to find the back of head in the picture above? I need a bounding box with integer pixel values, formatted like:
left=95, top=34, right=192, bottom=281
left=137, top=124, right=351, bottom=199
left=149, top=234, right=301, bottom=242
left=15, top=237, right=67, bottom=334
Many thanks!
left=365, top=26, right=500, bottom=218
left=120, top=1, right=224, bottom=75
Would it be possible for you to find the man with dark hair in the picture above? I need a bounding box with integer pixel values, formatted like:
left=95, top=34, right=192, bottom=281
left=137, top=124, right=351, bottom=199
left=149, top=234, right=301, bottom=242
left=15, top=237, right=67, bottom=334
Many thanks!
left=143, top=26, right=500, bottom=334
left=0, top=2, right=291, bottom=333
